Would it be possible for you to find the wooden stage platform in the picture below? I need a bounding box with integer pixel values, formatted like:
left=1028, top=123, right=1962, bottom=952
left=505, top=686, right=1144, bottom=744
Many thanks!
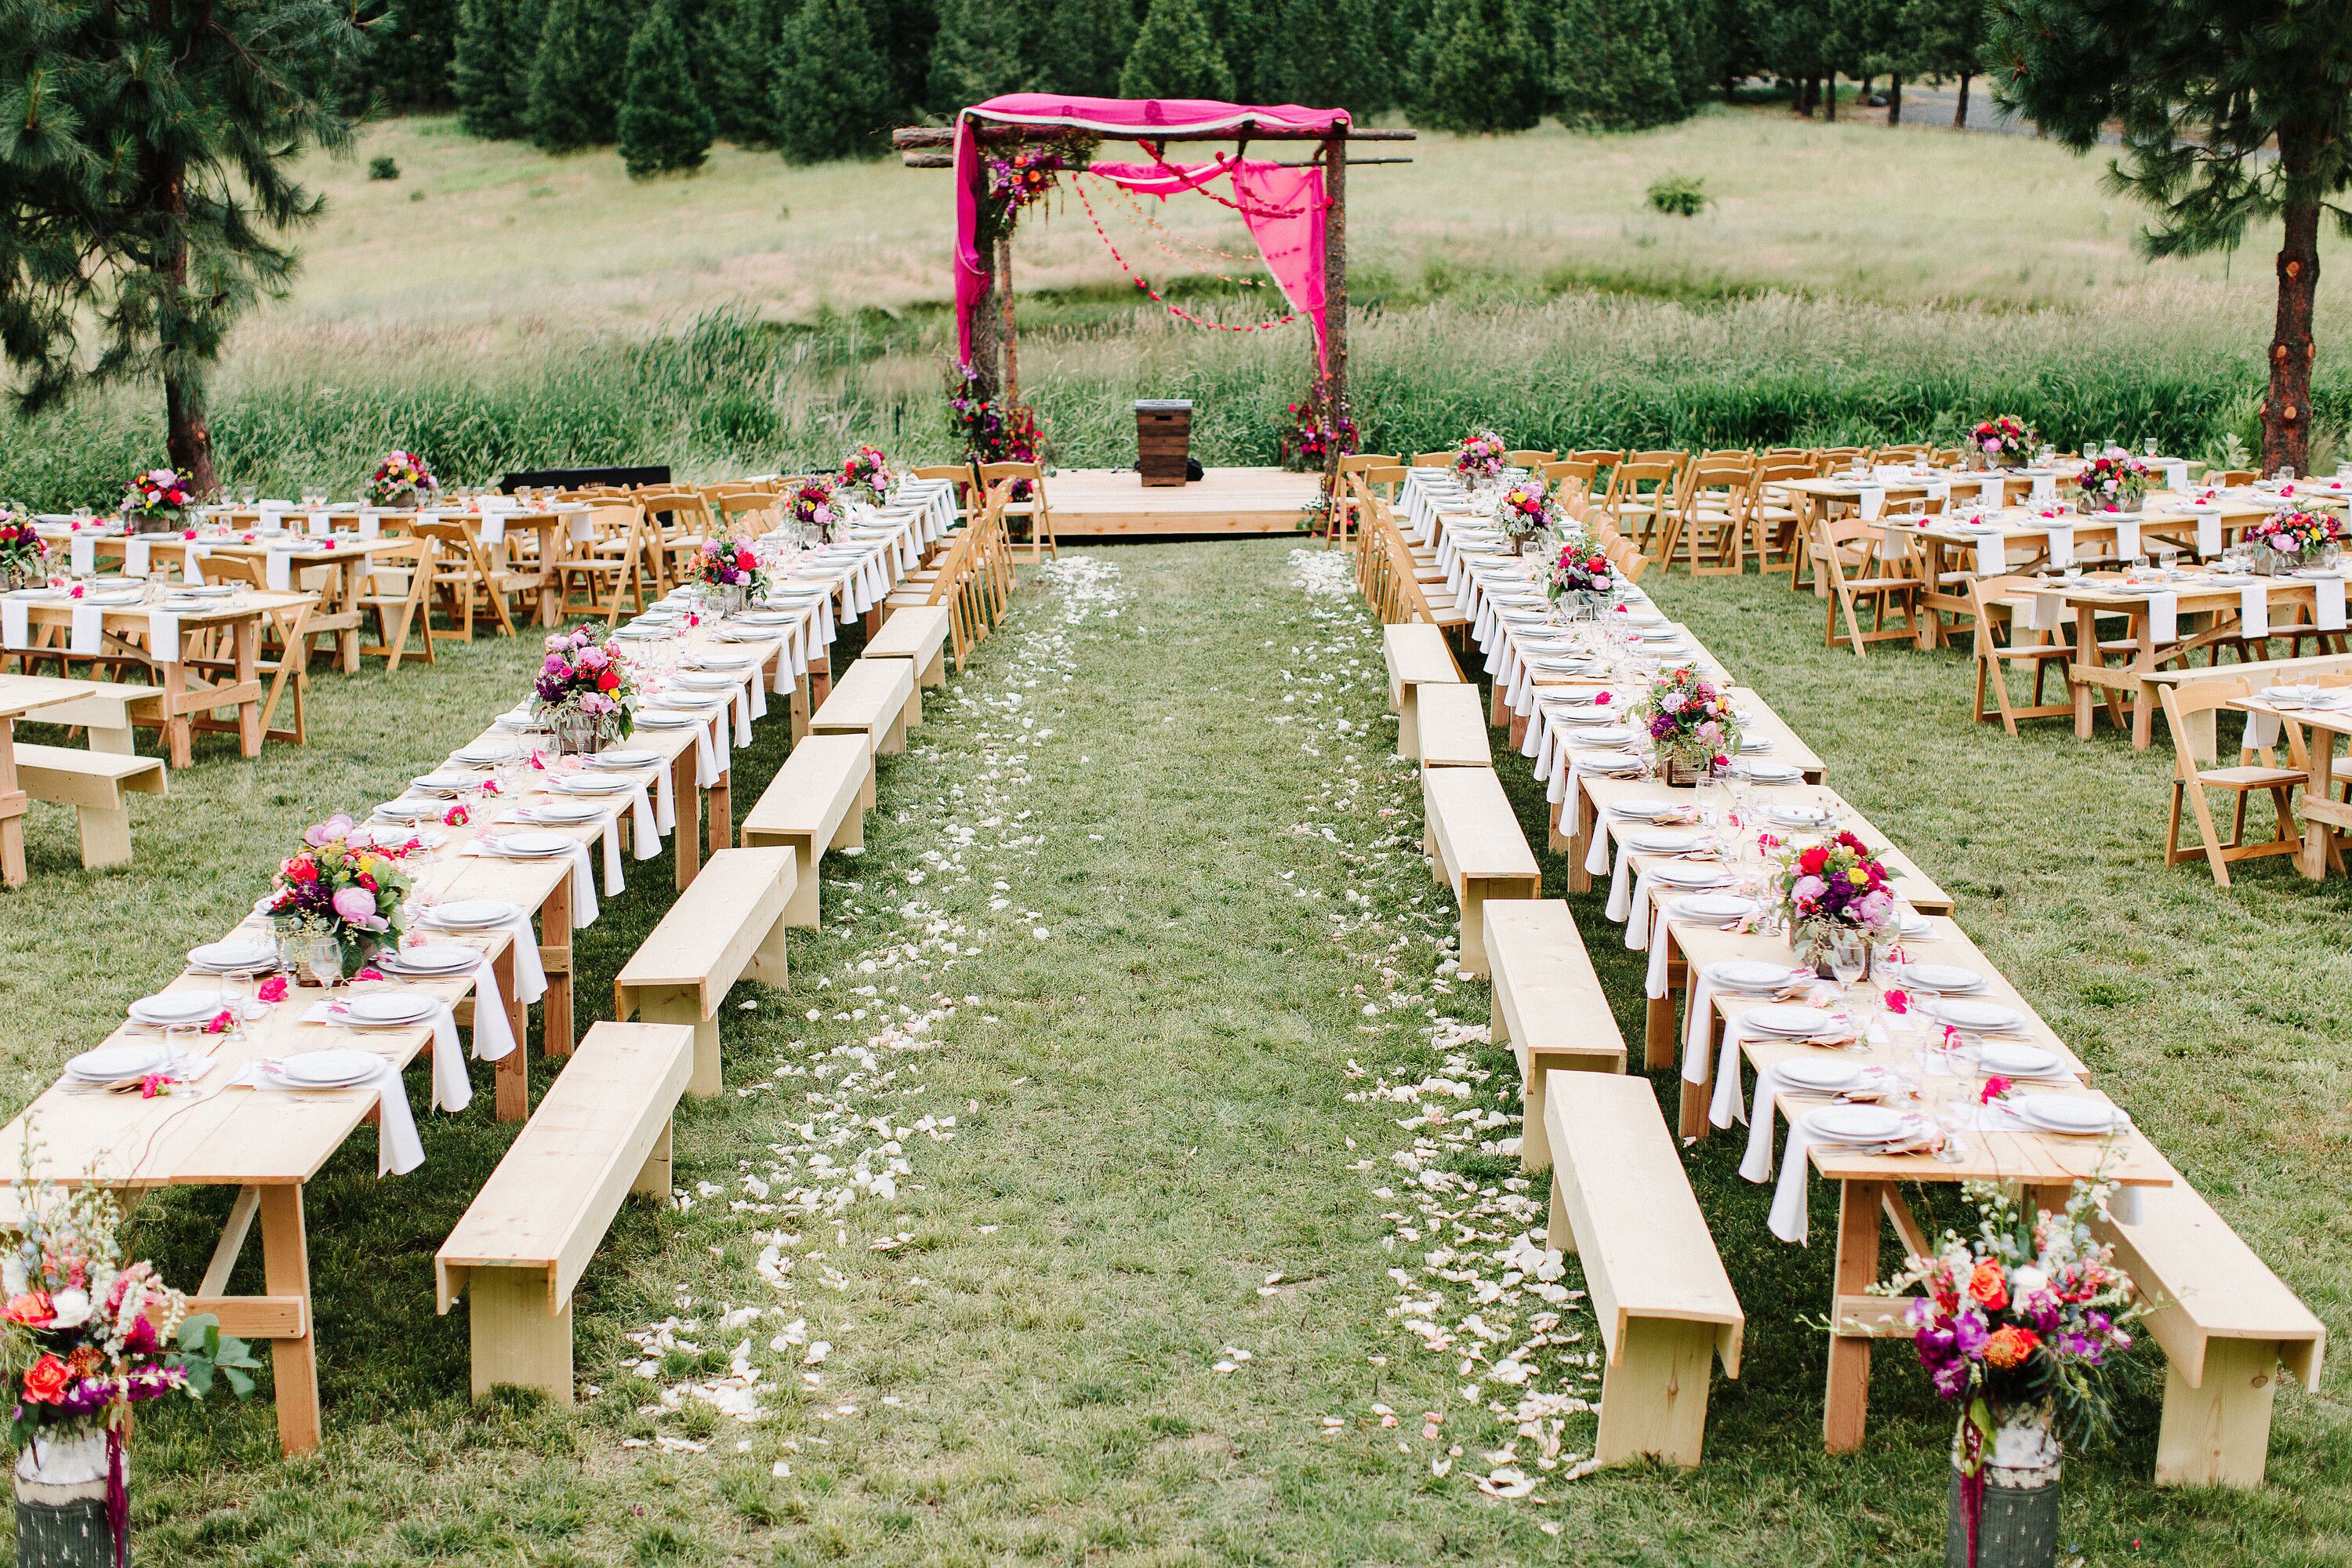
left=1047, top=466, right=1320, bottom=536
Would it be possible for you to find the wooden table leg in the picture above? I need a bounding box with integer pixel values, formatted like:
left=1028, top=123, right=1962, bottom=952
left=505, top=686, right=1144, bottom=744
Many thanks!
left=539, top=878, right=574, bottom=1058
left=234, top=617, right=263, bottom=757
left=156, top=646, right=194, bottom=768
left=2128, top=609, right=2160, bottom=749
left=259, top=1185, right=322, bottom=1456
left=339, top=560, right=362, bottom=674
left=0, top=721, right=24, bottom=888
left=2072, top=607, right=2098, bottom=739
left=673, top=747, right=703, bottom=890
left=1824, top=1178, right=1886, bottom=1452
left=492, top=942, right=528, bottom=1121
left=2300, top=732, right=2336, bottom=879
left=707, top=769, right=731, bottom=860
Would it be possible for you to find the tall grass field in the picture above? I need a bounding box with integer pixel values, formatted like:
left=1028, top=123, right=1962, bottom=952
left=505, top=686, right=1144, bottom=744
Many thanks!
left=2, top=106, right=2343, bottom=505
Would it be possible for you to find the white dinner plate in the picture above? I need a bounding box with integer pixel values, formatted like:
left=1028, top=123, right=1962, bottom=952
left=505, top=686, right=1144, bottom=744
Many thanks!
left=411, top=771, right=481, bottom=794
left=1916, top=996, right=2023, bottom=1033
left=341, top=992, right=436, bottom=1027
left=735, top=611, right=793, bottom=626
left=1894, top=963, right=1984, bottom=993
left=586, top=749, right=661, bottom=770
left=527, top=800, right=606, bottom=825
left=452, top=743, right=514, bottom=766
left=1738, top=760, right=1802, bottom=783
left=1569, top=724, right=1632, bottom=746
left=1708, top=960, right=1797, bottom=992
left=274, top=1051, right=383, bottom=1088
left=670, top=671, right=738, bottom=690
left=1764, top=804, right=1836, bottom=829
left=491, top=831, right=575, bottom=858
left=188, top=939, right=275, bottom=974
left=129, top=993, right=225, bottom=1028
left=1626, top=826, right=1705, bottom=854
left=2005, top=1095, right=2125, bottom=1135
left=378, top=943, right=478, bottom=975
left=67, top=1044, right=171, bottom=1083
left=690, top=653, right=755, bottom=670
left=1612, top=797, right=1679, bottom=822
left=1744, top=1004, right=1831, bottom=1037
left=1777, top=1058, right=1861, bottom=1094
left=1556, top=707, right=1621, bottom=727
left=552, top=772, right=633, bottom=796
left=375, top=798, right=443, bottom=822
left=1976, top=1042, right=2063, bottom=1079
left=1802, top=1105, right=1911, bottom=1144
left=1670, top=894, right=1755, bottom=922
left=424, top=898, right=519, bottom=931
left=1651, top=862, right=1730, bottom=888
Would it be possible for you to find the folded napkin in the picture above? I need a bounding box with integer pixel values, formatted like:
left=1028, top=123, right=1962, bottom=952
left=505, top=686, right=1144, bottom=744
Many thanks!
left=2154, top=458, right=2189, bottom=492
left=69, top=601, right=100, bottom=657
left=147, top=608, right=181, bottom=660
left=307, top=511, right=332, bottom=538
left=2114, top=517, right=2141, bottom=561
left=69, top=535, right=95, bottom=575
left=461, top=954, right=516, bottom=1063
left=1856, top=486, right=1886, bottom=522
left=2194, top=510, right=2223, bottom=558
left=461, top=837, right=600, bottom=927
left=479, top=514, right=506, bottom=546
left=357, top=512, right=382, bottom=540
left=2147, top=591, right=2179, bottom=644
left=265, top=550, right=292, bottom=591
left=2240, top=583, right=2270, bottom=642
left=2030, top=474, right=2057, bottom=503
left=302, top=996, right=471, bottom=1113
left=1974, top=535, right=2003, bottom=577
left=124, top=537, right=151, bottom=577
left=0, top=598, right=26, bottom=651
left=2044, top=522, right=2075, bottom=569
left=233, top=1054, right=425, bottom=1176
left=1977, top=475, right=2009, bottom=510
left=2318, top=575, right=2347, bottom=632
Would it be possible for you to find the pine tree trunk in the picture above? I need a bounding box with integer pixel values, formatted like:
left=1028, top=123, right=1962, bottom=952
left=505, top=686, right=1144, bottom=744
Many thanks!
left=164, top=372, right=216, bottom=496
left=1888, top=76, right=1902, bottom=125
left=145, top=159, right=217, bottom=495
left=1824, top=75, right=1836, bottom=122
left=1955, top=72, right=1970, bottom=129
left=2263, top=194, right=2321, bottom=477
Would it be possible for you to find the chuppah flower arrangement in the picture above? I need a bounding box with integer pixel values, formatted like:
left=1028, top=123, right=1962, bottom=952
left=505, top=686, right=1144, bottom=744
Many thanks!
left=947, top=365, right=1044, bottom=493
left=266, top=815, right=417, bottom=976
left=533, top=627, right=637, bottom=753
left=1870, top=1180, right=2140, bottom=1568
left=1454, top=430, right=1508, bottom=483
left=786, top=478, right=840, bottom=543
left=1, top=1177, right=260, bottom=1566
left=1635, top=666, right=1739, bottom=786
left=0, top=509, right=49, bottom=591
left=1280, top=376, right=1359, bottom=470
left=2070, top=452, right=2150, bottom=514
left=838, top=445, right=895, bottom=505
left=366, top=450, right=437, bottom=507
left=1968, top=416, right=2034, bottom=470
left=121, top=469, right=194, bottom=534
left=977, top=132, right=1097, bottom=238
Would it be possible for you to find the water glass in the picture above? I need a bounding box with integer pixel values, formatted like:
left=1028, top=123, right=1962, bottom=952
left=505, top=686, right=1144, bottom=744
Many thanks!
left=1828, top=928, right=1867, bottom=990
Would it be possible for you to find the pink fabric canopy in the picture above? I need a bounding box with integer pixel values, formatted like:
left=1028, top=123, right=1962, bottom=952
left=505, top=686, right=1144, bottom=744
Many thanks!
left=953, top=96, right=1350, bottom=376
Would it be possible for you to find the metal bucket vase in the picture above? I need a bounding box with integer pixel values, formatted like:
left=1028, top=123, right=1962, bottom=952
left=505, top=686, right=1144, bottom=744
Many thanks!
left=1947, top=1396, right=2060, bottom=1568
left=16, top=1430, right=118, bottom=1568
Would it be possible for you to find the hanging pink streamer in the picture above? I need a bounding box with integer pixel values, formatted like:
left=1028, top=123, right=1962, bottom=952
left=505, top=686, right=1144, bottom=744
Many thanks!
left=953, top=95, right=1348, bottom=372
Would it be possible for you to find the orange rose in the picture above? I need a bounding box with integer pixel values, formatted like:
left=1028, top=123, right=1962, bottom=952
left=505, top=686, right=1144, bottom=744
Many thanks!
left=1982, top=1325, right=2041, bottom=1369
left=2, top=1291, right=54, bottom=1327
left=1966, top=1260, right=2009, bottom=1312
left=21, top=1354, right=69, bottom=1404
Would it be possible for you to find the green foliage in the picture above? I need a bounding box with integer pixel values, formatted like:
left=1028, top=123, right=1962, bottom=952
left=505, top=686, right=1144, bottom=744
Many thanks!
left=1646, top=173, right=1708, bottom=216
left=1410, top=0, right=1545, bottom=135
left=773, top=0, right=898, bottom=162
left=927, top=0, right=1029, bottom=111
left=1254, top=0, right=1388, bottom=114
left=1029, top=0, right=1138, bottom=101
left=618, top=2, right=717, bottom=177
left=368, top=155, right=402, bottom=180
left=526, top=0, right=630, bottom=151
left=353, top=0, right=460, bottom=111
left=171, top=1314, right=263, bottom=1400
left=1553, top=0, right=1690, bottom=131
left=698, top=0, right=786, bottom=143
left=1117, top=0, right=1235, bottom=101
left=454, top=0, right=542, bottom=139
left=1896, top=0, right=1985, bottom=98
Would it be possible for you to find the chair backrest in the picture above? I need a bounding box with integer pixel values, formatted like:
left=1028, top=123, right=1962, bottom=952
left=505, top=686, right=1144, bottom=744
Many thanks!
left=2212, top=470, right=2258, bottom=487
left=1504, top=448, right=1557, bottom=467
left=1877, top=444, right=1930, bottom=463
left=2158, top=674, right=2254, bottom=774
left=636, top=488, right=712, bottom=536
left=1758, top=457, right=1817, bottom=484
left=1338, top=452, right=1400, bottom=475
left=1411, top=451, right=1455, bottom=467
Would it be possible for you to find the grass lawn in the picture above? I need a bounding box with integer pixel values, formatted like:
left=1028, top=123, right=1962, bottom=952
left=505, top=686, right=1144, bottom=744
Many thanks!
left=6, top=543, right=2347, bottom=1564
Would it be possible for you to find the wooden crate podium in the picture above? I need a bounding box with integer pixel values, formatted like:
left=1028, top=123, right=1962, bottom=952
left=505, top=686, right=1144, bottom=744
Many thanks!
left=1135, top=400, right=1193, bottom=486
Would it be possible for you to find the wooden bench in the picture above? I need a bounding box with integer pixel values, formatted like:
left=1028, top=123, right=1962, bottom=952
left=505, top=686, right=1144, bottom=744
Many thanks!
left=1544, top=1071, right=1744, bottom=1468
left=1414, top=682, right=1494, bottom=768
left=1485, top=900, right=1626, bottom=1171
left=614, top=845, right=795, bottom=1095
left=15, top=743, right=166, bottom=869
left=809, top=658, right=917, bottom=789
left=1385, top=622, right=1465, bottom=758
left=5, top=679, right=165, bottom=753
left=866, top=604, right=952, bottom=690
left=1421, top=764, right=1541, bottom=978
left=2089, top=1182, right=2325, bottom=1486
left=435, top=1019, right=694, bottom=1403
left=739, top=731, right=870, bottom=927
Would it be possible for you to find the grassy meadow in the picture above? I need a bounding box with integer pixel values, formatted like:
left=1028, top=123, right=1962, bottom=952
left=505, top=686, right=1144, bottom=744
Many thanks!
left=5, top=105, right=2347, bottom=507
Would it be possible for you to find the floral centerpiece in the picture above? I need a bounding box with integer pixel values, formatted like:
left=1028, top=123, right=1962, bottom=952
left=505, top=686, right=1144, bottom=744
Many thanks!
left=366, top=449, right=437, bottom=508
left=1635, top=665, right=1739, bottom=787
left=1545, top=536, right=1613, bottom=615
left=685, top=535, right=767, bottom=614
left=2247, top=508, right=2343, bottom=573
left=121, top=469, right=193, bottom=535
left=1454, top=430, right=1508, bottom=485
left=2, top=1178, right=258, bottom=1565
left=0, top=508, right=49, bottom=592
left=787, top=479, right=840, bottom=544
left=1490, top=478, right=1557, bottom=550
left=838, top=445, right=894, bottom=506
left=1771, top=829, right=1896, bottom=974
left=1968, top=417, right=2034, bottom=471
left=534, top=627, right=637, bottom=755
left=267, top=815, right=416, bottom=980
left=2071, top=453, right=2150, bottom=515
left=1873, top=1181, right=2140, bottom=1568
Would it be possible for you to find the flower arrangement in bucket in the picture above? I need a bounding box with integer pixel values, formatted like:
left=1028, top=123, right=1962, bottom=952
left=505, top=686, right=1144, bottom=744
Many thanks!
left=2070, top=453, right=2149, bottom=515
left=1454, top=430, right=1508, bottom=485
left=1968, top=417, right=2034, bottom=471
left=120, top=470, right=193, bottom=535
left=266, top=815, right=416, bottom=981
left=1771, top=829, right=1896, bottom=975
left=1635, top=666, right=1739, bottom=787
left=946, top=365, right=1044, bottom=495
left=2, top=1176, right=260, bottom=1568
left=2247, top=508, right=2342, bottom=573
left=365, top=450, right=437, bottom=509
left=786, top=479, right=840, bottom=544
left=1871, top=1179, right=2141, bottom=1568
left=685, top=535, right=767, bottom=615
left=0, top=509, right=49, bottom=592
left=1490, top=478, right=1556, bottom=551
left=533, top=628, right=637, bottom=755
left=1544, top=536, right=1613, bottom=617
left=1279, top=376, right=1359, bottom=472
left=838, top=444, right=894, bottom=506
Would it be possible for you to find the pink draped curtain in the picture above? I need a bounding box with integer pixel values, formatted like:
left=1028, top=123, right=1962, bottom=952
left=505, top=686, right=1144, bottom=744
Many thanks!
left=953, top=96, right=1349, bottom=376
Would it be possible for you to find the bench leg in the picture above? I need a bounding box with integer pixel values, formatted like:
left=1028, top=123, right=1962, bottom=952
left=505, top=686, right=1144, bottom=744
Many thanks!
left=636, top=986, right=720, bottom=1098
left=833, top=804, right=865, bottom=851
left=1397, top=688, right=1421, bottom=759
left=468, top=1269, right=573, bottom=1404
left=919, top=648, right=945, bottom=689
left=74, top=801, right=134, bottom=869
left=2154, top=1339, right=2285, bottom=1488
left=1457, top=881, right=1490, bottom=980
left=781, top=841, right=822, bottom=927
left=749, top=911, right=790, bottom=989
left=902, top=688, right=924, bottom=731
left=633, top=1118, right=674, bottom=1199
left=1547, top=1165, right=1573, bottom=1250
left=879, top=710, right=907, bottom=757
left=1596, top=1317, right=1718, bottom=1468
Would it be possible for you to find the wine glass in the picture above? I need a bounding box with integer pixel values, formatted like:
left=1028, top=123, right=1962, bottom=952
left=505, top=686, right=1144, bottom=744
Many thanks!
left=307, top=931, right=343, bottom=1010
left=1828, top=927, right=1867, bottom=993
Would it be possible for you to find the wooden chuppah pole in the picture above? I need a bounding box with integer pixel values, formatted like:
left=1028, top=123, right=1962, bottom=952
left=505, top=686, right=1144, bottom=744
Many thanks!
left=1320, top=132, right=1348, bottom=499
left=966, top=126, right=1006, bottom=403
left=998, top=231, right=1019, bottom=407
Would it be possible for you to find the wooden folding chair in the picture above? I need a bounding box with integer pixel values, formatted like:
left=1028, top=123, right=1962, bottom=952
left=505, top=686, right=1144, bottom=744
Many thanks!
left=1604, top=456, right=1684, bottom=557
left=636, top=488, right=717, bottom=596
left=1410, top=452, right=1455, bottom=468
left=1331, top=453, right=1399, bottom=548
left=356, top=535, right=437, bottom=671
left=1668, top=456, right=1757, bottom=575
left=187, top=555, right=315, bottom=746
left=2159, top=675, right=2304, bottom=887
left=1963, top=575, right=2075, bottom=735
left=413, top=518, right=516, bottom=641
left=975, top=462, right=1054, bottom=563
left=1817, top=517, right=1922, bottom=656
left=554, top=501, right=657, bottom=626
left=1504, top=449, right=1557, bottom=468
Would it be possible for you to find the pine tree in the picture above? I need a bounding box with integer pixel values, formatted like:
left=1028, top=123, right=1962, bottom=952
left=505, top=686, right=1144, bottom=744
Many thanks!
left=455, top=0, right=534, bottom=138
left=527, top=0, right=630, bottom=150
left=1258, top=0, right=1385, bottom=114
left=1118, top=0, right=1234, bottom=100
left=927, top=0, right=1026, bottom=111
left=1897, top=0, right=1986, bottom=127
left=0, top=0, right=362, bottom=492
left=1410, top=0, right=1544, bottom=134
left=772, top=0, right=895, bottom=163
left=354, top=0, right=460, bottom=111
left=1028, top=0, right=1134, bottom=100
left=1991, top=0, right=2352, bottom=473
left=700, top=0, right=785, bottom=142
left=1552, top=0, right=1686, bottom=130
left=871, top=0, right=940, bottom=125
left=619, top=2, right=717, bottom=176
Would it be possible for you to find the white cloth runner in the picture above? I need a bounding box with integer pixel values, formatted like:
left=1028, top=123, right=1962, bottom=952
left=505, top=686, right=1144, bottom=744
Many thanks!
left=147, top=608, right=180, bottom=661
left=1977, top=476, right=2009, bottom=509
left=0, top=599, right=25, bottom=651
left=233, top=1053, right=426, bottom=1175
left=2148, top=592, right=2179, bottom=645
left=69, top=534, right=95, bottom=575
left=2194, top=510, right=2223, bottom=558
left=70, top=602, right=100, bottom=657
left=2240, top=584, right=2270, bottom=642
left=460, top=837, right=600, bottom=927
left=300, top=997, right=471, bottom=1112
left=2114, top=517, right=2141, bottom=560
left=124, top=537, right=150, bottom=577
left=2154, top=458, right=2190, bottom=491
left=460, top=954, right=517, bottom=1063
left=1974, top=535, right=2003, bottom=577
left=358, top=512, right=382, bottom=539
left=307, top=511, right=332, bottom=538
left=2030, top=474, right=2057, bottom=503
left=2318, top=575, right=2347, bottom=632
left=2043, top=522, right=2074, bottom=569
left=266, top=549, right=292, bottom=591
left=1855, top=486, right=1886, bottom=522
